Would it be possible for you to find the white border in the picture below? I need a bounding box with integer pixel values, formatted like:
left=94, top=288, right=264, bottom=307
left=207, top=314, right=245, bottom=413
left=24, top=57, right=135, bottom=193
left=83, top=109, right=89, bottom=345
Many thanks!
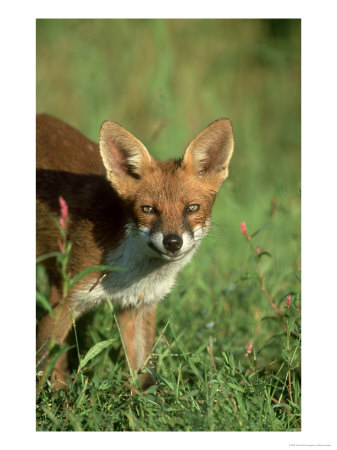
left=1, top=1, right=337, bottom=449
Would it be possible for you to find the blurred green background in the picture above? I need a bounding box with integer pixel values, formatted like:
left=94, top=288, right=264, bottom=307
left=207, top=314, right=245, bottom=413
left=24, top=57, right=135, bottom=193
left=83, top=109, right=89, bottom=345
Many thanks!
left=36, top=18, right=300, bottom=370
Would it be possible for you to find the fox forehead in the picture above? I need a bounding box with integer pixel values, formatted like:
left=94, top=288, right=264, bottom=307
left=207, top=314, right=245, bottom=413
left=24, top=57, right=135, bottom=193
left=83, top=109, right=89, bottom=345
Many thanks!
left=132, top=159, right=216, bottom=206
left=127, top=160, right=216, bottom=233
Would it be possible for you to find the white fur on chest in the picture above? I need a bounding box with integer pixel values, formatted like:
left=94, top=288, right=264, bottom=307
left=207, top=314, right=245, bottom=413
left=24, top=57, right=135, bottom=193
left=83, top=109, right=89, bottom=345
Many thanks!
left=73, top=227, right=195, bottom=312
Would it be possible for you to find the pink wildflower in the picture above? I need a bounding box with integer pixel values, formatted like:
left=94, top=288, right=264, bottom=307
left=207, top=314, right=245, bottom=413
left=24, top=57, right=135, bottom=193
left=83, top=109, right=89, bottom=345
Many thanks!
left=59, top=217, right=66, bottom=229
left=58, top=196, right=68, bottom=229
left=256, top=246, right=261, bottom=255
left=286, top=294, right=291, bottom=308
left=59, top=196, right=68, bottom=219
left=245, top=341, right=253, bottom=357
left=240, top=221, right=251, bottom=241
left=57, top=239, right=65, bottom=253
left=240, top=221, right=247, bottom=236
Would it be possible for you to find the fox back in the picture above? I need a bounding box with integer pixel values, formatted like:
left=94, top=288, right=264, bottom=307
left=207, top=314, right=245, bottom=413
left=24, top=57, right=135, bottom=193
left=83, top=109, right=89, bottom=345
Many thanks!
left=36, top=114, right=234, bottom=389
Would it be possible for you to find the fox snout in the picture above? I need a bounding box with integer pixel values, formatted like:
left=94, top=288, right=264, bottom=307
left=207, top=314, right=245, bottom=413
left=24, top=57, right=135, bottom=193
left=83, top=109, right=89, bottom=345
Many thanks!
left=152, top=231, right=186, bottom=259
left=139, top=226, right=205, bottom=262
left=163, top=233, right=183, bottom=253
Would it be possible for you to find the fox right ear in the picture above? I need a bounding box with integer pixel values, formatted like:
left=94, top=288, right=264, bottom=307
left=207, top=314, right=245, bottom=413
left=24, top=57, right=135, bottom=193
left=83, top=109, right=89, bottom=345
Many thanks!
left=182, top=118, right=234, bottom=190
left=99, top=121, right=153, bottom=195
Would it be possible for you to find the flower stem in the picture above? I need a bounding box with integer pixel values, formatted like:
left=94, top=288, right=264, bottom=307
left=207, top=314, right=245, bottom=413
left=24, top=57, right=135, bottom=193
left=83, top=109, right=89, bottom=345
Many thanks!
left=256, top=257, right=283, bottom=319
left=286, top=319, right=293, bottom=403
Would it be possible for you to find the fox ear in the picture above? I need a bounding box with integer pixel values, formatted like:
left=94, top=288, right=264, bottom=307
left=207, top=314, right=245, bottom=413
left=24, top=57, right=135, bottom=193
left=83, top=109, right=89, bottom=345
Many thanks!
left=182, top=118, right=234, bottom=189
left=99, top=121, right=153, bottom=194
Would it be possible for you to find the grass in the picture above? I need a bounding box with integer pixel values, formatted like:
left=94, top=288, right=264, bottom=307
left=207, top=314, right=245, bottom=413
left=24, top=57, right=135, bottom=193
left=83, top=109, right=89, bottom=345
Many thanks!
left=36, top=19, right=301, bottom=431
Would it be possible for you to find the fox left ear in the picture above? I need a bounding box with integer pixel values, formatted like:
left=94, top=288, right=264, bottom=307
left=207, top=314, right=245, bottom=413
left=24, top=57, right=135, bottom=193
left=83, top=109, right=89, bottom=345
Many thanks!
left=182, top=118, right=234, bottom=189
left=99, top=121, right=153, bottom=196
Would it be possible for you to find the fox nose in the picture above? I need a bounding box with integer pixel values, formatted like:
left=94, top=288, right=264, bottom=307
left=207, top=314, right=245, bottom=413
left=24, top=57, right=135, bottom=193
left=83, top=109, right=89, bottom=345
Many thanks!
left=163, top=233, right=183, bottom=253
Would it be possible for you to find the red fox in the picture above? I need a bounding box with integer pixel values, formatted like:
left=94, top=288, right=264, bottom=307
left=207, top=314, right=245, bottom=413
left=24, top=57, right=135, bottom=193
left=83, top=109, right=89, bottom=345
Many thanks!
left=36, top=114, right=234, bottom=389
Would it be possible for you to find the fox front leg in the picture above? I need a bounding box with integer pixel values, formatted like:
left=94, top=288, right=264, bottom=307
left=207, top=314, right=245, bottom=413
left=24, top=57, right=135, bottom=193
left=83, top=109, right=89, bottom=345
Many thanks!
left=117, top=303, right=157, bottom=389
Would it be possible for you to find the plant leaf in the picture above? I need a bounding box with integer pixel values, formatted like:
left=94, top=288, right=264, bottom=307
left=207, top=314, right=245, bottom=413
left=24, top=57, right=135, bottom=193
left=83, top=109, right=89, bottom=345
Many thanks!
left=36, top=291, right=53, bottom=315
left=250, top=221, right=271, bottom=238
left=78, top=338, right=115, bottom=371
left=145, top=368, right=175, bottom=391
left=257, top=251, right=272, bottom=259
left=36, top=252, right=60, bottom=264
left=227, top=382, right=245, bottom=393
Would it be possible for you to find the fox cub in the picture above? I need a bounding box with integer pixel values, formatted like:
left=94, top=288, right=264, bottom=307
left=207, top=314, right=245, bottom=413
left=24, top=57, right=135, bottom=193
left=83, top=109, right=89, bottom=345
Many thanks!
left=36, top=114, right=234, bottom=389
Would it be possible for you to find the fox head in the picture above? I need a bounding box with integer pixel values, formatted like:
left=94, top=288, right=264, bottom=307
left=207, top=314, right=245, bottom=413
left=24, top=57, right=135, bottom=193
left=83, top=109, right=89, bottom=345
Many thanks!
left=99, top=119, right=234, bottom=262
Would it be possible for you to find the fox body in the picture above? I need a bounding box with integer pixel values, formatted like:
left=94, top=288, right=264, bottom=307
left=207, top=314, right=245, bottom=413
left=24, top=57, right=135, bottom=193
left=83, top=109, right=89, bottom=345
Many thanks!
left=36, top=114, right=234, bottom=388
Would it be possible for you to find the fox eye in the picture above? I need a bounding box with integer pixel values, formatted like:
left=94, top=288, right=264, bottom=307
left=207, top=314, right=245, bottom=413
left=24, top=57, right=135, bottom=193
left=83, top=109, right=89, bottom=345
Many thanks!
left=187, top=204, right=200, bottom=214
left=141, top=205, right=156, bottom=214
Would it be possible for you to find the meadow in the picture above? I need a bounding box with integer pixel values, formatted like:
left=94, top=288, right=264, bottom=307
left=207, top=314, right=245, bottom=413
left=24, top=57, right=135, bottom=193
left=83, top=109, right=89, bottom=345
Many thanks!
left=36, top=19, right=301, bottom=431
